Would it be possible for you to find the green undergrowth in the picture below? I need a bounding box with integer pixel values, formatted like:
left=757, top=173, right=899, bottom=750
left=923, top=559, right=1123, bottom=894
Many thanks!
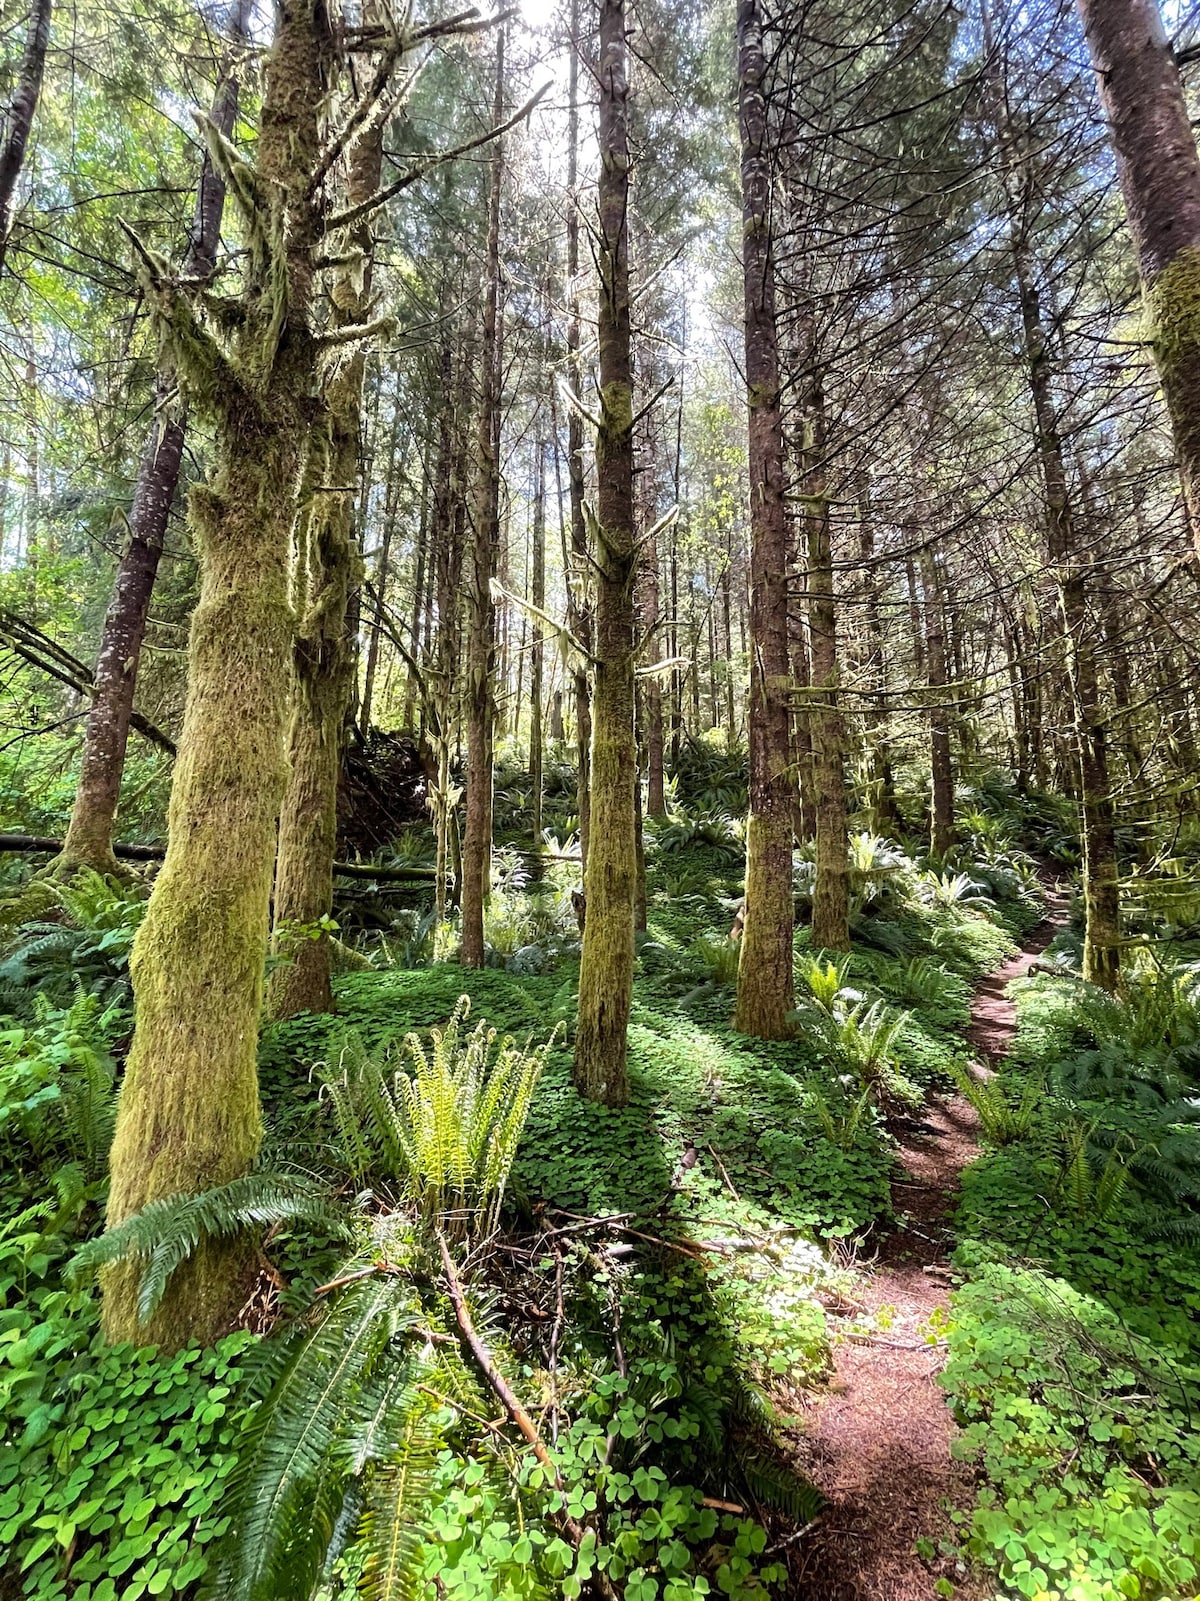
left=944, top=958, right=1200, bottom=1601
left=0, top=811, right=1044, bottom=1601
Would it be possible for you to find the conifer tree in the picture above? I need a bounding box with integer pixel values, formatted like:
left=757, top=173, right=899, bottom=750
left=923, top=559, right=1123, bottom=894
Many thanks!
left=573, top=0, right=637, bottom=1105
left=733, top=0, right=795, bottom=1038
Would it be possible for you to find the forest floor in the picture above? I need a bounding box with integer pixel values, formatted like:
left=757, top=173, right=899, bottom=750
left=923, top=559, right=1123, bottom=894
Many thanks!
left=794, top=890, right=1070, bottom=1601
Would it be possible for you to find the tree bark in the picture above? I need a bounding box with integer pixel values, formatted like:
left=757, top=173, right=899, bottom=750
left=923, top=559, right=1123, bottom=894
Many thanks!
left=105, top=0, right=331, bottom=1349
left=804, top=372, right=849, bottom=951
left=733, top=0, right=795, bottom=1040
left=993, top=60, right=1122, bottom=987
left=565, top=0, right=593, bottom=876
left=530, top=433, right=546, bottom=841
left=574, top=0, right=636, bottom=1105
left=858, top=483, right=896, bottom=835
left=56, top=5, right=248, bottom=878
left=919, top=540, right=956, bottom=858
left=460, top=30, right=505, bottom=969
left=1076, top=0, right=1200, bottom=547
left=0, top=0, right=52, bottom=278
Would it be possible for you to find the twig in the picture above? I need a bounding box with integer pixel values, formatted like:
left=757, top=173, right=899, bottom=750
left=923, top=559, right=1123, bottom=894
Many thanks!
left=437, top=1232, right=620, bottom=1601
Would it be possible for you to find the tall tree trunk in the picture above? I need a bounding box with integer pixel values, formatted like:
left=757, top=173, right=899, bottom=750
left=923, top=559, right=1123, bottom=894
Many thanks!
left=733, top=0, right=794, bottom=1039
left=574, top=0, right=636, bottom=1105
left=56, top=7, right=248, bottom=878
left=433, top=304, right=471, bottom=925
left=858, top=478, right=896, bottom=834
left=269, top=22, right=403, bottom=1021
left=1076, top=0, right=1200, bottom=547
left=804, top=373, right=849, bottom=951
left=530, top=434, right=546, bottom=841
left=919, top=540, right=955, bottom=858
left=565, top=0, right=592, bottom=876
left=460, top=31, right=505, bottom=968
left=640, top=420, right=666, bottom=816
left=105, top=0, right=331, bottom=1348
left=0, top=0, right=52, bottom=277
left=1004, top=147, right=1121, bottom=987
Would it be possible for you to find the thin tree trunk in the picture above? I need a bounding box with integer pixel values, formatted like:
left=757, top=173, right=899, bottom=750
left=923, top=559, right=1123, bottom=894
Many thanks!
left=566, top=0, right=592, bottom=876
left=919, top=540, right=955, bottom=858
left=733, top=0, right=794, bottom=1039
left=460, top=32, right=505, bottom=968
left=359, top=411, right=403, bottom=733
left=858, top=479, right=896, bottom=833
left=530, top=433, right=546, bottom=841
left=57, top=7, right=248, bottom=877
left=998, top=104, right=1121, bottom=986
left=0, top=0, right=52, bottom=277
left=574, top=0, right=636, bottom=1105
left=804, top=371, right=849, bottom=951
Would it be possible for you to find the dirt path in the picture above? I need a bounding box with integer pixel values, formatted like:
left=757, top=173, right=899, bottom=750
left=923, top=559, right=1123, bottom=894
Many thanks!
left=792, top=899, right=1068, bottom=1601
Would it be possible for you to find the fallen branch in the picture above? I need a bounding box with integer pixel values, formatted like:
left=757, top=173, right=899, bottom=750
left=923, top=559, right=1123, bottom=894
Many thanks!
left=437, top=1232, right=620, bottom=1601
left=0, top=832, right=436, bottom=881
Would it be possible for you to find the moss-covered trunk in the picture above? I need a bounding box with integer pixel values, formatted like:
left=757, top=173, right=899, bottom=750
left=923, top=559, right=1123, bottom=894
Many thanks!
left=103, top=0, right=329, bottom=1349
left=733, top=0, right=794, bottom=1039
left=268, top=70, right=388, bottom=1020
left=574, top=0, right=636, bottom=1106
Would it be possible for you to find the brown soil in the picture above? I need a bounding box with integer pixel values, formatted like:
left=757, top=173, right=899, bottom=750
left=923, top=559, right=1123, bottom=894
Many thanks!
left=791, top=898, right=1068, bottom=1601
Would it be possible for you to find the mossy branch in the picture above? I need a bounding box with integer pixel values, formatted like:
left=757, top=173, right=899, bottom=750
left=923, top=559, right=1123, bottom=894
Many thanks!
left=118, top=221, right=248, bottom=420
left=488, top=578, right=597, bottom=667
left=557, top=374, right=604, bottom=434
left=314, top=312, right=397, bottom=349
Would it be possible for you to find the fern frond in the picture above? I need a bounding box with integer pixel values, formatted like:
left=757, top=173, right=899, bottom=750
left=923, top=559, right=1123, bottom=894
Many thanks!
left=202, top=1275, right=423, bottom=1601
left=356, top=1388, right=445, bottom=1601
left=737, top=1451, right=824, bottom=1525
left=69, top=1171, right=351, bottom=1319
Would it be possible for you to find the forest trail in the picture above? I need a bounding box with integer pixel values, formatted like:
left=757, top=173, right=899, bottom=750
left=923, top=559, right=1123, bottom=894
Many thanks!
left=794, top=894, right=1070, bottom=1601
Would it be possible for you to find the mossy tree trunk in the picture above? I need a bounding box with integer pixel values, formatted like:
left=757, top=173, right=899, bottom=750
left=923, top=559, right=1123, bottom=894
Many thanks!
left=268, top=54, right=393, bottom=1021
left=104, top=0, right=333, bottom=1349
left=574, top=0, right=636, bottom=1106
left=733, top=0, right=794, bottom=1040
left=460, top=31, right=505, bottom=969
left=55, top=13, right=248, bottom=878
left=1076, top=0, right=1200, bottom=548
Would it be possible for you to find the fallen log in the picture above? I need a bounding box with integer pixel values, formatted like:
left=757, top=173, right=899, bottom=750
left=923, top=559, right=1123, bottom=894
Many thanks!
left=0, top=833, right=435, bottom=881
